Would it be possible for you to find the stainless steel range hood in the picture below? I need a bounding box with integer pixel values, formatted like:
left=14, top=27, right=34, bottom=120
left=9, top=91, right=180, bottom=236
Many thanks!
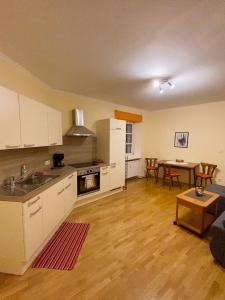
left=66, top=109, right=94, bottom=137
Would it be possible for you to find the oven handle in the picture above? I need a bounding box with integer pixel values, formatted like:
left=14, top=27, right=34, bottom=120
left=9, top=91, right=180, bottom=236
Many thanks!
left=80, top=173, right=99, bottom=178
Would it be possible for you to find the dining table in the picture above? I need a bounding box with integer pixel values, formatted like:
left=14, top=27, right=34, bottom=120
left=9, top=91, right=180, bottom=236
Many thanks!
left=158, top=160, right=200, bottom=187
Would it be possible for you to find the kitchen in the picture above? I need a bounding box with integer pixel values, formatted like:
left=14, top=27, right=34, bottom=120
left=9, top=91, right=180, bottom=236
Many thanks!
left=0, top=85, right=142, bottom=275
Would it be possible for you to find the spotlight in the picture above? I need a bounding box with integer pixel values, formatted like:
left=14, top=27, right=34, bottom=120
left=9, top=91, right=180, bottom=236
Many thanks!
left=153, top=80, right=160, bottom=87
left=168, top=81, right=175, bottom=89
left=159, top=86, right=164, bottom=94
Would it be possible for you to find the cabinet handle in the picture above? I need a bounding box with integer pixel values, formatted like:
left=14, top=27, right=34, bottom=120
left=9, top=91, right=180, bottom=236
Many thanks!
left=101, top=172, right=108, bottom=175
left=110, top=163, right=116, bottom=168
left=30, top=206, right=42, bottom=217
left=50, top=142, right=57, bottom=146
left=116, top=128, right=121, bottom=130
left=28, top=196, right=40, bottom=207
left=58, top=188, right=65, bottom=195
left=65, top=183, right=71, bottom=189
left=5, top=145, right=20, bottom=149
left=24, top=144, right=35, bottom=148
left=101, top=167, right=108, bottom=170
left=68, top=174, right=73, bottom=179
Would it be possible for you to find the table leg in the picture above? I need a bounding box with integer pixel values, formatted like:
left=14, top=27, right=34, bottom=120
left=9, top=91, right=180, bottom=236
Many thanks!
left=200, top=208, right=205, bottom=236
left=174, top=200, right=179, bottom=225
left=188, top=169, right=192, bottom=187
left=193, top=167, right=197, bottom=187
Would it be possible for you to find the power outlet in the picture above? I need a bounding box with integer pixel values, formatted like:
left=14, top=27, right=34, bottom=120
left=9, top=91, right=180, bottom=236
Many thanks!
left=44, top=160, right=51, bottom=166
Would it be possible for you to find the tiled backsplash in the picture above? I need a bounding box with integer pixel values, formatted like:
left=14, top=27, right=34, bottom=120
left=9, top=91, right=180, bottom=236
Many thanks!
left=0, top=136, right=97, bottom=185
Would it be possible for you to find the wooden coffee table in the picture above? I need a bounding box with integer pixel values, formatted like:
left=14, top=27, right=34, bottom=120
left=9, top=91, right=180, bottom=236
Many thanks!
left=174, top=188, right=220, bottom=236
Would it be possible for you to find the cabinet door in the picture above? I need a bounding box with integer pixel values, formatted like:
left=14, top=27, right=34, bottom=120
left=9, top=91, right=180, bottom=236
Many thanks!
left=47, top=106, right=63, bottom=146
left=100, top=166, right=110, bottom=193
left=42, top=181, right=65, bottom=240
left=0, top=86, right=21, bottom=150
left=110, top=162, right=125, bottom=190
left=127, top=160, right=139, bottom=178
left=110, top=129, right=126, bottom=164
left=19, top=95, right=48, bottom=148
left=110, top=119, right=126, bottom=131
left=23, top=195, right=43, bottom=260
left=64, top=173, right=76, bottom=215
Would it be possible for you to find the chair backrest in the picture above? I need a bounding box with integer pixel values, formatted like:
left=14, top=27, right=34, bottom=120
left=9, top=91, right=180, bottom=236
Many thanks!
left=145, top=158, right=158, bottom=168
left=201, top=162, right=217, bottom=177
left=163, top=164, right=172, bottom=177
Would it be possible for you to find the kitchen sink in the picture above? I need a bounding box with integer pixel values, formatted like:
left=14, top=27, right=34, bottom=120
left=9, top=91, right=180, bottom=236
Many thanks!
left=0, top=174, right=60, bottom=197
left=20, top=174, right=59, bottom=186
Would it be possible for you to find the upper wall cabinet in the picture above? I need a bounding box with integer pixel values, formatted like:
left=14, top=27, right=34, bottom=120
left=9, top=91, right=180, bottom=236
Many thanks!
left=47, top=107, right=63, bottom=146
left=110, top=119, right=126, bottom=131
left=0, top=86, right=21, bottom=150
left=19, top=95, right=49, bottom=148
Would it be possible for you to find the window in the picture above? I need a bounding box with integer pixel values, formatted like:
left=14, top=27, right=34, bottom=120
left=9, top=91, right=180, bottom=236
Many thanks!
left=126, top=123, right=133, bottom=154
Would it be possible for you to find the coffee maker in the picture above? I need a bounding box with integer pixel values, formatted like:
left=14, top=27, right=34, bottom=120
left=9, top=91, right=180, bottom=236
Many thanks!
left=53, top=153, right=64, bottom=168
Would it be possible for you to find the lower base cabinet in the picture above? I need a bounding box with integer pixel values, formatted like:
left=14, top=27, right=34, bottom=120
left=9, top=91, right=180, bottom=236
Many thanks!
left=100, top=166, right=110, bottom=192
left=127, top=159, right=140, bottom=179
left=0, top=171, right=77, bottom=275
left=110, top=162, right=125, bottom=190
left=23, top=195, right=44, bottom=260
left=100, top=164, right=125, bottom=192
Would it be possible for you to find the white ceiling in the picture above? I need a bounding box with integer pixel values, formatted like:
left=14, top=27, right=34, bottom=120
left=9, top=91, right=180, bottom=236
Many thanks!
left=0, top=0, right=224, bottom=110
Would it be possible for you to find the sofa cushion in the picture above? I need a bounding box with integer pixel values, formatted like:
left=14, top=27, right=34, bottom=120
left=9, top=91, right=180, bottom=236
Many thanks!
left=206, top=184, right=225, bottom=198
left=205, top=184, right=225, bottom=216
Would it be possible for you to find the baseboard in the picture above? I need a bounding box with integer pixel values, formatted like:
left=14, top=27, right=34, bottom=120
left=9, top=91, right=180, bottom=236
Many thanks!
left=74, top=188, right=123, bottom=208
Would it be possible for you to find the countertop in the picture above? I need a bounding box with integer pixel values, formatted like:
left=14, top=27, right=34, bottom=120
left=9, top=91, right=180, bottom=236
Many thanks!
left=71, top=162, right=109, bottom=171
left=0, top=166, right=76, bottom=203
left=0, top=162, right=110, bottom=203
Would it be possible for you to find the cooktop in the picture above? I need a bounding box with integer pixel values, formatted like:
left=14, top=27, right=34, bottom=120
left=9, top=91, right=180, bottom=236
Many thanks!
left=69, top=162, right=99, bottom=168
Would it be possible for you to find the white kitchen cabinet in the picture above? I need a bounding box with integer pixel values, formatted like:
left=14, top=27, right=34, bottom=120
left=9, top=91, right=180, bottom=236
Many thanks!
left=0, top=86, right=21, bottom=150
left=47, top=106, right=63, bottom=146
left=97, top=119, right=126, bottom=190
left=23, top=195, right=43, bottom=260
left=110, top=163, right=125, bottom=190
left=109, top=119, right=126, bottom=131
left=42, top=183, right=62, bottom=240
left=43, top=172, right=77, bottom=239
left=110, top=128, right=126, bottom=164
left=63, top=173, right=76, bottom=214
left=100, top=166, right=110, bottom=193
left=0, top=171, right=77, bottom=275
left=127, top=159, right=140, bottom=179
left=19, top=95, right=48, bottom=148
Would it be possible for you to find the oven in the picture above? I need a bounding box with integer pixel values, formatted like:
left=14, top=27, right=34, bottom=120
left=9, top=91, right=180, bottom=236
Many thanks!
left=77, top=166, right=100, bottom=196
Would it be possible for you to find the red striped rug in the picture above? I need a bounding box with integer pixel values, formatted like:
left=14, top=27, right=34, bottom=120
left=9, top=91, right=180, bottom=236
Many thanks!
left=32, top=222, right=90, bottom=270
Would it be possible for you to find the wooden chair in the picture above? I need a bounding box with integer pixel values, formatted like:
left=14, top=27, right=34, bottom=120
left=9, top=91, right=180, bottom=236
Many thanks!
left=145, top=158, right=159, bottom=183
left=162, top=164, right=181, bottom=190
left=195, top=163, right=217, bottom=187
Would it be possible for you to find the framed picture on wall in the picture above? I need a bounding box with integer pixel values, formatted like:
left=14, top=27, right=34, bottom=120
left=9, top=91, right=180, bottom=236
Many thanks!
left=174, top=132, right=189, bottom=148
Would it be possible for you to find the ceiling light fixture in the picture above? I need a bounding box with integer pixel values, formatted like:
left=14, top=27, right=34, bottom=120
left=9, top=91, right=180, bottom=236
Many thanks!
left=154, top=78, right=175, bottom=94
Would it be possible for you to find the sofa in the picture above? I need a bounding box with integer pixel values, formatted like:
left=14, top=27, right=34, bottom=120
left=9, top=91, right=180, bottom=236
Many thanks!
left=205, top=184, right=225, bottom=267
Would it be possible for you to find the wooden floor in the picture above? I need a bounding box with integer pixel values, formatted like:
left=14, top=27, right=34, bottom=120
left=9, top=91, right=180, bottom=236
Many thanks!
left=0, top=179, right=225, bottom=300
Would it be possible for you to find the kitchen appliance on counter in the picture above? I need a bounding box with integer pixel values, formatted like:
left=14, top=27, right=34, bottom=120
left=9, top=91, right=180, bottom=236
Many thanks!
left=53, top=153, right=64, bottom=168
left=69, top=162, right=100, bottom=196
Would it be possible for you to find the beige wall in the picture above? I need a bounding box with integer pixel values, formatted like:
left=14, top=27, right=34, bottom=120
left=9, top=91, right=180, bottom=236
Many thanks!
left=147, top=102, right=225, bottom=184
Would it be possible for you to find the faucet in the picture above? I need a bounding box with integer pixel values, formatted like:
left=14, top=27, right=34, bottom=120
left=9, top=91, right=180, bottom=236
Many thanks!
left=21, top=164, right=28, bottom=179
left=10, top=176, right=16, bottom=189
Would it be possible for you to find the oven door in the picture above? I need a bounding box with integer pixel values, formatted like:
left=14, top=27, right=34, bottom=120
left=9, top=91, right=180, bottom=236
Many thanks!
left=77, top=172, right=100, bottom=196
